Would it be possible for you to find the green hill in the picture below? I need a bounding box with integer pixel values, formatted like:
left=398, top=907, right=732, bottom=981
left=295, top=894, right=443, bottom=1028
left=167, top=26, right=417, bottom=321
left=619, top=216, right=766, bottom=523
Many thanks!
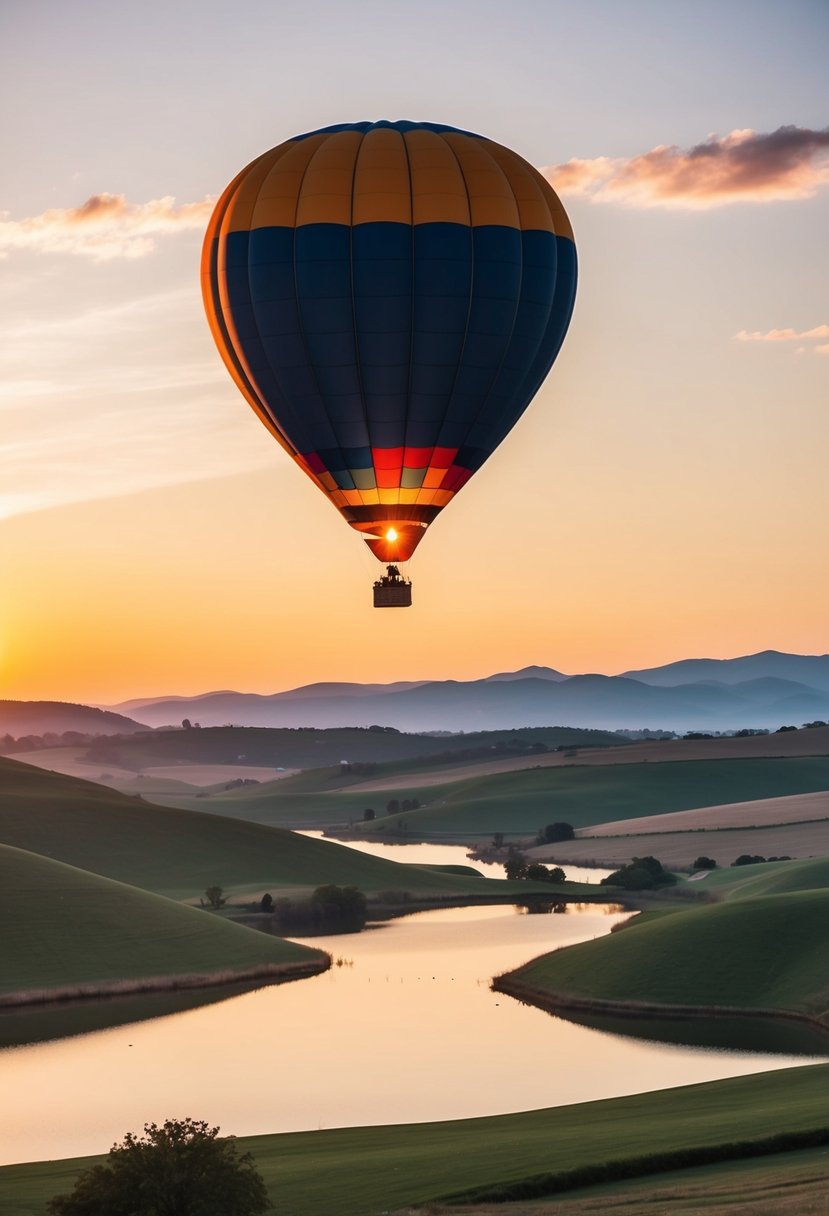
left=508, top=890, right=829, bottom=1023
left=0, top=757, right=504, bottom=900
left=694, top=856, right=829, bottom=901
left=0, top=844, right=324, bottom=1003
left=185, top=755, right=829, bottom=835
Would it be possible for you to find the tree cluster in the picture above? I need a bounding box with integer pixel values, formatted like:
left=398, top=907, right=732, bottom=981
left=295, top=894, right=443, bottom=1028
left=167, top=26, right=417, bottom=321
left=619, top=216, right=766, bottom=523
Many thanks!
left=261, top=885, right=368, bottom=933
left=534, top=822, right=575, bottom=845
left=600, top=856, right=676, bottom=890
left=732, top=854, right=792, bottom=867
left=502, top=851, right=566, bottom=884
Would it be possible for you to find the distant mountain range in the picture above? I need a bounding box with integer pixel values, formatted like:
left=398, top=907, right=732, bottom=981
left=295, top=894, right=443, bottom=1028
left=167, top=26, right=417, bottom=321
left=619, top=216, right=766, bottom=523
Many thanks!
left=103, top=651, right=829, bottom=734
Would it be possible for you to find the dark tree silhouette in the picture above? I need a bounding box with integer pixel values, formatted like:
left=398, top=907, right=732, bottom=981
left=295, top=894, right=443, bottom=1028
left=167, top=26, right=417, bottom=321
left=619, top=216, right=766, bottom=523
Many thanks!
left=47, top=1118, right=270, bottom=1215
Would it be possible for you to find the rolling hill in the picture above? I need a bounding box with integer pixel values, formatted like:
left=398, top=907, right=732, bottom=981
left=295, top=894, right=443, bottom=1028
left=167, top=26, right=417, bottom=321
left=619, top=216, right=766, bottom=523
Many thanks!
left=505, top=888, right=829, bottom=1024
left=0, top=844, right=325, bottom=1004
left=0, top=757, right=501, bottom=900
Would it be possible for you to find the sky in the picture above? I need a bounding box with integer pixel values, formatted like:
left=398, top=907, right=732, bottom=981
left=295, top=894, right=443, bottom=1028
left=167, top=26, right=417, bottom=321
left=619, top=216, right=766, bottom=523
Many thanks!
left=1, top=0, right=827, bottom=703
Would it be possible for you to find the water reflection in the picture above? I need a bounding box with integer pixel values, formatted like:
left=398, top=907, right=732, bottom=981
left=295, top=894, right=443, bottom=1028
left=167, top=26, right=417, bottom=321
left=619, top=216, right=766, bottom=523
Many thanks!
left=551, top=1007, right=829, bottom=1057
left=0, top=902, right=819, bottom=1168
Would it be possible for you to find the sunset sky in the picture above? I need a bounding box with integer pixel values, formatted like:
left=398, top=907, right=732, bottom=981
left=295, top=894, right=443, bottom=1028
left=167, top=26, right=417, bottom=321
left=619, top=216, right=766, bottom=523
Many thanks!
left=2, top=0, right=827, bottom=704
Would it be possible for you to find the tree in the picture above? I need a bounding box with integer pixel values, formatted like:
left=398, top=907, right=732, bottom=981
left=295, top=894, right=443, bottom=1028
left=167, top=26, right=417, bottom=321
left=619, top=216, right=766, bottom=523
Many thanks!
left=386, top=798, right=400, bottom=815
left=204, top=885, right=226, bottom=909
left=693, top=856, right=717, bottom=871
left=362, top=807, right=375, bottom=821
left=536, top=822, right=575, bottom=845
left=182, top=718, right=192, bottom=730
left=503, top=851, right=528, bottom=880
left=47, top=1118, right=270, bottom=1215
left=260, top=892, right=273, bottom=913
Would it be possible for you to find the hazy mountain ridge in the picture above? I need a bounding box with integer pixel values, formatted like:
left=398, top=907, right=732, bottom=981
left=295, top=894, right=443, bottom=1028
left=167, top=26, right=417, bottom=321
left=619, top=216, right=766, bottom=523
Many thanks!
left=0, top=701, right=147, bottom=739
left=622, top=650, right=829, bottom=692
left=100, top=651, right=829, bottom=733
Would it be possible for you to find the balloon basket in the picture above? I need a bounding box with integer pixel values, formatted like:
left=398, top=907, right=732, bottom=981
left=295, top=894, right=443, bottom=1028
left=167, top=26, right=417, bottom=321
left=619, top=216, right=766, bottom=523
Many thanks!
left=373, top=565, right=412, bottom=608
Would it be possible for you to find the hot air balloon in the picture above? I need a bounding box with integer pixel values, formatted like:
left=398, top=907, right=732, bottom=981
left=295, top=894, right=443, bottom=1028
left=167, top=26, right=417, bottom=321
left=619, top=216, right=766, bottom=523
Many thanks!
left=202, top=120, right=576, bottom=607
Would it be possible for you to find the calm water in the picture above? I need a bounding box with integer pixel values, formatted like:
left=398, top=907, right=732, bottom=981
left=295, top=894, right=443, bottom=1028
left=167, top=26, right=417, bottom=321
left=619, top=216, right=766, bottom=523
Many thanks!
left=299, top=830, right=610, bottom=883
left=0, top=875, right=820, bottom=1166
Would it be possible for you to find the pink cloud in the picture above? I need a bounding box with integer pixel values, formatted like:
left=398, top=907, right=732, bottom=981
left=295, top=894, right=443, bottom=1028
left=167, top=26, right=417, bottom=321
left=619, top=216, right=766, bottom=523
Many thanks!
left=735, top=325, right=829, bottom=342
left=544, top=126, right=829, bottom=210
left=0, top=193, right=215, bottom=261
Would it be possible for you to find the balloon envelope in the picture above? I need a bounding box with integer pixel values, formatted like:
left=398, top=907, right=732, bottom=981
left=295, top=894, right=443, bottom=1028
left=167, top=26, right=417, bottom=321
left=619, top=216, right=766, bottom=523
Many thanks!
left=202, top=120, right=576, bottom=562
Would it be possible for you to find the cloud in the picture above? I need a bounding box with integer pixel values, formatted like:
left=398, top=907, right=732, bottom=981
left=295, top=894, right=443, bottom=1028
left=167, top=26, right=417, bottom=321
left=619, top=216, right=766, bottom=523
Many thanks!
left=734, top=325, right=829, bottom=342
left=734, top=324, right=829, bottom=355
left=0, top=193, right=215, bottom=261
left=544, top=126, right=829, bottom=209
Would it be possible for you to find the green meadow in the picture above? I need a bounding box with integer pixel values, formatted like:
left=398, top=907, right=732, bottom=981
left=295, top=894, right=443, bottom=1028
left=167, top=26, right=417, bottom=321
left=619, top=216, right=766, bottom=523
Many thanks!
left=508, top=888, right=829, bottom=1022
left=694, top=855, right=829, bottom=900
left=0, top=757, right=515, bottom=901
left=0, top=844, right=324, bottom=1001
left=2, top=1065, right=828, bottom=1216
left=171, top=755, right=829, bottom=837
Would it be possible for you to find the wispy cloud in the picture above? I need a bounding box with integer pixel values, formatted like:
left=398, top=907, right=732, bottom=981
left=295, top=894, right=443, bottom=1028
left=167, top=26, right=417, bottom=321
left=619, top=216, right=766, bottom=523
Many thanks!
left=0, top=193, right=215, bottom=261
left=544, top=126, right=829, bottom=209
left=734, top=325, right=829, bottom=342
left=734, top=324, right=829, bottom=355
left=0, top=285, right=273, bottom=520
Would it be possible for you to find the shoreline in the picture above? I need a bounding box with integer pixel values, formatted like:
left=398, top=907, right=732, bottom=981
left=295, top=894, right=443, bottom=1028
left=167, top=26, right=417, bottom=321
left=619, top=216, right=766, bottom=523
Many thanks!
left=492, top=972, right=829, bottom=1039
left=0, top=954, right=330, bottom=1013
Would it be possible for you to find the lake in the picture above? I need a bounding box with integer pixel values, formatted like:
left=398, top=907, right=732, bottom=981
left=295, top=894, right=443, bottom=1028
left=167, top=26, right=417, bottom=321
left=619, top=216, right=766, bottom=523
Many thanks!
left=0, top=841, right=822, bottom=1167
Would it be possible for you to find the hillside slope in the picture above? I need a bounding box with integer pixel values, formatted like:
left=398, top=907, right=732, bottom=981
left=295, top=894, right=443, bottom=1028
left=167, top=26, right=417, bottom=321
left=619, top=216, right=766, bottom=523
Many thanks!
left=0, top=844, right=324, bottom=1002
left=509, top=889, right=829, bottom=1023
left=0, top=757, right=497, bottom=900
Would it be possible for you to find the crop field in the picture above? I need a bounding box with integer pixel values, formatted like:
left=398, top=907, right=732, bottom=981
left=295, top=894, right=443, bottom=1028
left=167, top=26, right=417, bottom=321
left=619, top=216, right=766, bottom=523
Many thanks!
left=161, top=756, right=829, bottom=839
left=344, top=725, right=829, bottom=791
left=532, top=820, right=829, bottom=871
left=2, top=1065, right=828, bottom=1216
left=585, top=789, right=829, bottom=836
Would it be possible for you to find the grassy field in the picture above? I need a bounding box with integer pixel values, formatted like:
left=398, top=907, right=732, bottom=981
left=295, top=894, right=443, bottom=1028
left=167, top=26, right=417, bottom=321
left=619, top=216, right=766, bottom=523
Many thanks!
left=159, top=756, right=829, bottom=838
left=0, top=844, right=325, bottom=1002
left=695, top=856, right=829, bottom=900
left=2, top=1065, right=828, bottom=1216
left=0, top=757, right=520, bottom=901
left=504, top=887, right=829, bottom=1022
left=417, top=1145, right=829, bottom=1215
